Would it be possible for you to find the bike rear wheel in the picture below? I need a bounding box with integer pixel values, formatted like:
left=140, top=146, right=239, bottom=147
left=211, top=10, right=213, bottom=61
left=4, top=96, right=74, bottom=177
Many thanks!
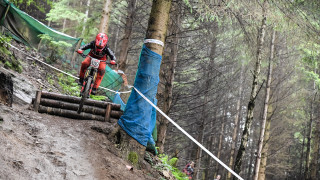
left=77, top=77, right=92, bottom=114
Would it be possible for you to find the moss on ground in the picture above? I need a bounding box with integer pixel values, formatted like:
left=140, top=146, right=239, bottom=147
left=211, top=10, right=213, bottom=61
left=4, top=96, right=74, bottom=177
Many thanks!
left=128, top=151, right=139, bottom=166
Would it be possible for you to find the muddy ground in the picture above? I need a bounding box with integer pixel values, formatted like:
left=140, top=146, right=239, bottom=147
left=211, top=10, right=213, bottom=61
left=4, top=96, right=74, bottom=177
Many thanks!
left=0, top=42, right=164, bottom=180
left=0, top=104, right=157, bottom=180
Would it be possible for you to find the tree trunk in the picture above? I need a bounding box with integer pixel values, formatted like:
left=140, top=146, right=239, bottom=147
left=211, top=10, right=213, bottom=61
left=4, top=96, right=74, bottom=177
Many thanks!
left=215, top=108, right=226, bottom=176
left=227, top=62, right=244, bottom=180
left=156, top=0, right=180, bottom=154
left=310, top=109, right=319, bottom=179
left=118, top=0, right=137, bottom=71
left=253, top=29, right=276, bottom=180
left=110, top=0, right=172, bottom=168
left=194, top=65, right=212, bottom=179
left=299, top=127, right=306, bottom=179
left=62, top=18, right=67, bottom=33
left=208, top=109, right=218, bottom=179
left=195, top=116, right=205, bottom=180
left=247, top=139, right=255, bottom=179
left=113, top=20, right=120, bottom=54
left=194, top=20, right=219, bottom=179
left=233, top=1, right=267, bottom=177
left=47, top=0, right=55, bottom=27
left=258, top=105, right=272, bottom=180
left=99, top=0, right=113, bottom=34
left=305, top=94, right=316, bottom=179
left=205, top=119, right=214, bottom=179
left=145, top=0, right=171, bottom=55
left=81, top=0, right=91, bottom=35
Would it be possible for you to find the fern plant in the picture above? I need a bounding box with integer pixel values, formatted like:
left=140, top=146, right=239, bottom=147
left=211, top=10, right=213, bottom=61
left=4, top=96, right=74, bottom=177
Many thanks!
left=155, top=154, right=189, bottom=180
left=56, top=73, right=79, bottom=96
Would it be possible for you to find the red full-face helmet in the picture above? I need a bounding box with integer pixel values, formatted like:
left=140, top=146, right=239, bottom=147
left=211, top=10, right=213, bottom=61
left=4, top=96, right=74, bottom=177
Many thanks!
left=95, top=33, right=108, bottom=52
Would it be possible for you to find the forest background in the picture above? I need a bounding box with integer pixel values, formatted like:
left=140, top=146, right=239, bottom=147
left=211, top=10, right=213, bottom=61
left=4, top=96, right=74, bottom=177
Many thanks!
left=7, top=0, right=320, bottom=180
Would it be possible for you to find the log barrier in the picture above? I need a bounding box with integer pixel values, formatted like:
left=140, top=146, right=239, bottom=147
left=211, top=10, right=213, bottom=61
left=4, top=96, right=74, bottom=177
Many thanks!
left=32, top=91, right=123, bottom=122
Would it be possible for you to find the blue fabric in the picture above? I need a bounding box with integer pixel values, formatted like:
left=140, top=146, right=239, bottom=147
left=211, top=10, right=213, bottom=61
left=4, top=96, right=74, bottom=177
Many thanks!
left=113, top=93, right=126, bottom=111
left=118, top=44, right=162, bottom=146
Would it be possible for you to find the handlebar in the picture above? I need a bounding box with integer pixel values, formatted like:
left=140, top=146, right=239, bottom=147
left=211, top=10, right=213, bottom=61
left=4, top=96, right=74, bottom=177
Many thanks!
left=79, top=53, right=118, bottom=68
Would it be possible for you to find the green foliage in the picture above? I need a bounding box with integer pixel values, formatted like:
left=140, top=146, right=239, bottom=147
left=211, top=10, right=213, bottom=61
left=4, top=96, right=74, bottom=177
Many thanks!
left=168, top=157, right=178, bottom=167
left=38, top=34, right=72, bottom=63
left=90, top=95, right=107, bottom=101
left=4, top=61, right=12, bottom=68
left=294, top=131, right=305, bottom=143
left=11, top=0, right=53, bottom=23
left=298, top=42, right=320, bottom=88
left=46, top=0, right=102, bottom=39
left=46, top=0, right=85, bottom=22
left=128, top=152, right=139, bottom=166
left=80, top=15, right=99, bottom=42
left=47, top=74, right=55, bottom=85
left=50, top=73, right=79, bottom=96
left=0, top=35, right=12, bottom=55
left=110, top=0, right=127, bottom=25
left=155, top=154, right=189, bottom=180
left=0, top=35, right=23, bottom=73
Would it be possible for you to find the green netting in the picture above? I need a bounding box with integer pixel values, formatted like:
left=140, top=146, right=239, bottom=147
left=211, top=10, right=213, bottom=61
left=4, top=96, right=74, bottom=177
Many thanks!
left=0, top=0, right=123, bottom=102
left=0, top=0, right=80, bottom=47
left=102, top=66, right=123, bottom=101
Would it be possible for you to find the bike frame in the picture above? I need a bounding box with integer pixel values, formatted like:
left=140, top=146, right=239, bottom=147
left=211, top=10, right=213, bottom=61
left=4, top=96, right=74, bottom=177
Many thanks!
left=80, top=56, right=104, bottom=96
left=77, top=54, right=116, bottom=114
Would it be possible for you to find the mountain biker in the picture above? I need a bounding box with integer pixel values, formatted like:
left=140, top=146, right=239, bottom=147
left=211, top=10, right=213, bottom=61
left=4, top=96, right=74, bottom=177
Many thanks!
left=76, top=33, right=116, bottom=95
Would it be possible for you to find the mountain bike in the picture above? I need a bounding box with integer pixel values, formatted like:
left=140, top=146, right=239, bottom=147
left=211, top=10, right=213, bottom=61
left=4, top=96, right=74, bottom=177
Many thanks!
left=77, top=54, right=116, bottom=114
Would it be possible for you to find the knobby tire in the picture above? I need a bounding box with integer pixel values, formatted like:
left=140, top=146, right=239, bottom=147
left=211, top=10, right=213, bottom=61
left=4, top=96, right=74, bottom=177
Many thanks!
left=77, top=77, right=92, bottom=114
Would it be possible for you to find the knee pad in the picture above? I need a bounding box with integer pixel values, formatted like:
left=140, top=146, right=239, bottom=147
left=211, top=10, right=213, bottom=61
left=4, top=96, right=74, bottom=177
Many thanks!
left=99, top=69, right=105, bottom=76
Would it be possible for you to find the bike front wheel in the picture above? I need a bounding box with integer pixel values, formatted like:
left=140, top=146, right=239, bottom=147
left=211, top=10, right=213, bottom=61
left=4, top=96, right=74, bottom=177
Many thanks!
left=77, top=77, right=92, bottom=114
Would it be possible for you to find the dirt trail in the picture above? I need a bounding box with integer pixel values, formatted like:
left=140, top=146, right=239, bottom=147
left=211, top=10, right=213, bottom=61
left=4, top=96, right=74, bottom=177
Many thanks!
left=0, top=104, right=155, bottom=180
left=0, top=42, right=162, bottom=180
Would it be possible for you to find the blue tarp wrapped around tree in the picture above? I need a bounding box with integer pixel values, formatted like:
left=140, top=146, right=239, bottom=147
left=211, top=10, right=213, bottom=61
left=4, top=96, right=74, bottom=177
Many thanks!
left=118, top=44, right=161, bottom=148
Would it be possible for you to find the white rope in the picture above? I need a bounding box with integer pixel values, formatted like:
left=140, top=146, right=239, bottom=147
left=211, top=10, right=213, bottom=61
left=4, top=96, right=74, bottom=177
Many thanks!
left=6, top=42, right=131, bottom=94
left=7, top=42, right=243, bottom=179
left=144, top=39, right=164, bottom=47
left=128, top=85, right=244, bottom=180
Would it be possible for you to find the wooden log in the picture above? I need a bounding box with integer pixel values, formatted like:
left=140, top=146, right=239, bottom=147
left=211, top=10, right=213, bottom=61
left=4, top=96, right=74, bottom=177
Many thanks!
left=40, top=98, right=105, bottom=115
left=33, top=90, right=42, bottom=112
left=38, top=105, right=105, bottom=121
left=104, top=104, right=112, bottom=122
left=40, top=91, right=121, bottom=110
left=110, top=110, right=123, bottom=119
left=39, top=98, right=123, bottom=119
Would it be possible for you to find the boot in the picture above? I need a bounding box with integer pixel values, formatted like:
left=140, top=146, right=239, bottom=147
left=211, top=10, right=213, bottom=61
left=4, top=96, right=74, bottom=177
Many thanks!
left=78, top=78, right=84, bottom=86
left=91, top=88, right=97, bottom=95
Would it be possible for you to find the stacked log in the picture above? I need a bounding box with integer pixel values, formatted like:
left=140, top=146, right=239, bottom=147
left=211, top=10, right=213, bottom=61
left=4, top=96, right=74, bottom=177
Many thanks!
left=33, top=91, right=123, bottom=122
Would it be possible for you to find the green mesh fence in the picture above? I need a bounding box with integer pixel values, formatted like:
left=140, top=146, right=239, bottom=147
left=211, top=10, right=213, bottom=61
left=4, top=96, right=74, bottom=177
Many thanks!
left=0, top=0, right=123, bottom=101
left=0, top=0, right=79, bottom=47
